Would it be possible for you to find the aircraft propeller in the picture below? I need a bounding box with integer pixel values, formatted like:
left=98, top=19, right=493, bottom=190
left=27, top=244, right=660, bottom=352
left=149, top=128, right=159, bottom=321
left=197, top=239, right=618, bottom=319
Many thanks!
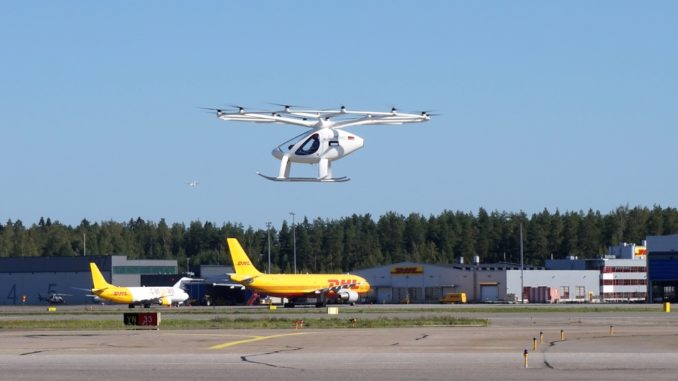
left=270, top=103, right=305, bottom=112
left=198, top=107, right=228, bottom=116
left=228, top=105, right=247, bottom=114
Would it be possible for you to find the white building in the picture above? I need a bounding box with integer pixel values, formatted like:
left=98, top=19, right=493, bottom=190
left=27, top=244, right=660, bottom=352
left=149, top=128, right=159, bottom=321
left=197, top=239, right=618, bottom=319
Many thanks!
left=546, top=242, right=647, bottom=302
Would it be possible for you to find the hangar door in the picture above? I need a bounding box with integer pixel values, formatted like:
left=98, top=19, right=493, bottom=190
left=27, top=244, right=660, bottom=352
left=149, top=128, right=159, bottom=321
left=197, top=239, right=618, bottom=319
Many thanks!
left=377, top=288, right=392, bottom=303
left=480, top=283, right=499, bottom=302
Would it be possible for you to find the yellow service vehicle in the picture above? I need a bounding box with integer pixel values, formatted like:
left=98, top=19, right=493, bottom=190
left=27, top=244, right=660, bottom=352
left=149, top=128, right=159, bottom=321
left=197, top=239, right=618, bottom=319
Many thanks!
left=439, top=292, right=467, bottom=304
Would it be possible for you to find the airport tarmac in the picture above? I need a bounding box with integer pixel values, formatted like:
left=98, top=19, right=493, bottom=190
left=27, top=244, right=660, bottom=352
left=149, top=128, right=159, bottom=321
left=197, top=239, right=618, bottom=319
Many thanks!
left=1, top=306, right=678, bottom=381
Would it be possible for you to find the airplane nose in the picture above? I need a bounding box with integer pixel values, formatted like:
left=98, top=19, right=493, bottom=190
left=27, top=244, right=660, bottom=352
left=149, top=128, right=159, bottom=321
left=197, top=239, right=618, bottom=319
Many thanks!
left=342, top=134, right=364, bottom=156
left=354, top=135, right=364, bottom=148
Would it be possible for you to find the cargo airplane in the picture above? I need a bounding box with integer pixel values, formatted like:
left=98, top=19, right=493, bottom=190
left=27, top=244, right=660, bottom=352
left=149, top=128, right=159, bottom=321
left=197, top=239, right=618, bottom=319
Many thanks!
left=89, top=263, right=191, bottom=308
left=226, top=238, right=370, bottom=307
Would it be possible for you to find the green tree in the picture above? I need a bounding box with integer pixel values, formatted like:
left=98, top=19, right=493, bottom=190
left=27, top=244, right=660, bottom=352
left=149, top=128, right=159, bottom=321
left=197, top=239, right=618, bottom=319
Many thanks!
left=528, top=209, right=551, bottom=265
left=378, top=212, right=406, bottom=263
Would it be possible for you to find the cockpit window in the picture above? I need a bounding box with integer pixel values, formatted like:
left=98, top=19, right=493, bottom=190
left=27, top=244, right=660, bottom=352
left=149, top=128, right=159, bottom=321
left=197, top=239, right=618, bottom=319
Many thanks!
left=295, top=133, right=320, bottom=156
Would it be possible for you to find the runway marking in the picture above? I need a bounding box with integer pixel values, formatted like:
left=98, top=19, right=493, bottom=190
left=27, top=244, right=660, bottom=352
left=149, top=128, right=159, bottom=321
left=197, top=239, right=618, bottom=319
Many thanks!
left=209, top=332, right=307, bottom=350
left=163, top=332, right=264, bottom=338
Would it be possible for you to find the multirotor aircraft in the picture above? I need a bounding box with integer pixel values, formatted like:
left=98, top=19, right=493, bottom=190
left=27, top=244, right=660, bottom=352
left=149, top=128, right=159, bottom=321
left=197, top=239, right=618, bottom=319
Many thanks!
left=208, top=105, right=432, bottom=182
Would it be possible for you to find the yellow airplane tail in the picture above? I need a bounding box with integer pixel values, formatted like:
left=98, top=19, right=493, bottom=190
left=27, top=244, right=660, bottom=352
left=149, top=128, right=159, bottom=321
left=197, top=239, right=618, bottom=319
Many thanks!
left=227, top=238, right=263, bottom=276
left=89, top=262, right=112, bottom=291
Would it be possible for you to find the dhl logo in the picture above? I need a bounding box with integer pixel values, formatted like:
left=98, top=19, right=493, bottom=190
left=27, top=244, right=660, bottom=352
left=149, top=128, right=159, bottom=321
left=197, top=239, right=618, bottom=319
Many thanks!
left=113, top=291, right=128, bottom=296
left=391, top=266, right=423, bottom=275
left=237, top=261, right=251, bottom=266
left=328, top=279, right=358, bottom=288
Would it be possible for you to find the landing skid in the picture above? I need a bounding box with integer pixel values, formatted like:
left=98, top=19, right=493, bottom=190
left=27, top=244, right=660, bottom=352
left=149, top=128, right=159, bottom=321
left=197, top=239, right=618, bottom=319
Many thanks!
left=257, top=172, right=350, bottom=183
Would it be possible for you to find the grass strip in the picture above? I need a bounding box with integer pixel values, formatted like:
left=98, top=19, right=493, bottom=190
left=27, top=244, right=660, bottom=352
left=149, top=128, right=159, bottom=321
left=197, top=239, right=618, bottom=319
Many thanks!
left=0, top=305, right=661, bottom=317
left=0, top=316, right=487, bottom=330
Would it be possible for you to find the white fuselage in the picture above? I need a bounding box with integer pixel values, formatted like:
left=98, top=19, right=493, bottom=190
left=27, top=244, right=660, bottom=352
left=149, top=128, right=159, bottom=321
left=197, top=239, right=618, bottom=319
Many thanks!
left=273, top=127, right=364, bottom=164
left=129, top=286, right=189, bottom=305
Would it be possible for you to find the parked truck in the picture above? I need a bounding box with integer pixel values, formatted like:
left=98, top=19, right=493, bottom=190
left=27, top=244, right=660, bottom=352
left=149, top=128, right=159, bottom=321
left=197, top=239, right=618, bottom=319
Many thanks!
left=439, top=292, right=467, bottom=304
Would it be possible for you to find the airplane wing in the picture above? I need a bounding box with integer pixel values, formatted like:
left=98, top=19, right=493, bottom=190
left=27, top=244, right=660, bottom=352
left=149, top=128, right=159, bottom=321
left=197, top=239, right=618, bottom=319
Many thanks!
left=228, top=274, right=258, bottom=285
left=133, top=294, right=177, bottom=306
left=212, top=283, right=246, bottom=290
left=211, top=273, right=255, bottom=289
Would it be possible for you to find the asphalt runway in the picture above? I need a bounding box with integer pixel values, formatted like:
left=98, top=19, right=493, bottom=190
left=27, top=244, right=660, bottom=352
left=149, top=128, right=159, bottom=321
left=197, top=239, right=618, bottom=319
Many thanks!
left=1, top=306, right=678, bottom=381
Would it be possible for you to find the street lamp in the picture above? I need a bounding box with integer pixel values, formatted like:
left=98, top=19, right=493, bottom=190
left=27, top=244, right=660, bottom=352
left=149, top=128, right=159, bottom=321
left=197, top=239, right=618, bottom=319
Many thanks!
left=520, top=221, right=525, bottom=304
left=289, top=212, right=296, bottom=274
left=507, top=216, right=525, bottom=303
left=266, top=221, right=272, bottom=274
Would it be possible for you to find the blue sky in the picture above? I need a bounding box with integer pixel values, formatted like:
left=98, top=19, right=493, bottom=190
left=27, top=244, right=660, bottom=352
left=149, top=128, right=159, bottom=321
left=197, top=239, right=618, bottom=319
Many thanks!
left=2, top=1, right=677, bottom=229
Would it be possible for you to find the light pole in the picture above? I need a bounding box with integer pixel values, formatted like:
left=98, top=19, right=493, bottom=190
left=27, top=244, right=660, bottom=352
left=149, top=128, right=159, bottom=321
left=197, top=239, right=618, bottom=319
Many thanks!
left=507, top=216, right=525, bottom=303
left=520, top=221, right=525, bottom=304
left=289, top=212, right=296, bottom=274
left=266, top=221, right=272, bottom=274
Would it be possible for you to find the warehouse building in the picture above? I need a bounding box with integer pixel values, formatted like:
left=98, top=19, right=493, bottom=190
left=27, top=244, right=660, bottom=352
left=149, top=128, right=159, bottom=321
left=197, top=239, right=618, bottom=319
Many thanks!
left=647, top=234, right=678, bottom=303
left=0, top=255, right=177, bottom=305
left=355, top=262, right=599, bottom=304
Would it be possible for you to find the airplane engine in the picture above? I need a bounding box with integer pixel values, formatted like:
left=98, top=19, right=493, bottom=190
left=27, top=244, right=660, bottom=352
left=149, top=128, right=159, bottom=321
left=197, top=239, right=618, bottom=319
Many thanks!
left=160, top=297, right=171, bottom=306
left=337, top=290, right=359, bottom=303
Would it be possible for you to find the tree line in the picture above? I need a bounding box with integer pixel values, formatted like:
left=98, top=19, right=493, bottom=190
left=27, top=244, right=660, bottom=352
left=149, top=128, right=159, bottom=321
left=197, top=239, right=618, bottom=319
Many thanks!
left=0, top=205, right=676, bottom=273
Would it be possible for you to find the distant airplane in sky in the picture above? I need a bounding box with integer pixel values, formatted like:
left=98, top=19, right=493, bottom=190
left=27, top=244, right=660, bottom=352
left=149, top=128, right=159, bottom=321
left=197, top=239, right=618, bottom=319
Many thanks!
left=226, top=238, right=370, bottom=307
left=89, top=263, right=191, bottom=308
left=187, top=180, right=199, bottom=187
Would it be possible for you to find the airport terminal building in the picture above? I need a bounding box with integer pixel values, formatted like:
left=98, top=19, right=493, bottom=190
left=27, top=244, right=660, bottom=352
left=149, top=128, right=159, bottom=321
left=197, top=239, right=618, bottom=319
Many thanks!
left=0, top=256, right=177, bottom=305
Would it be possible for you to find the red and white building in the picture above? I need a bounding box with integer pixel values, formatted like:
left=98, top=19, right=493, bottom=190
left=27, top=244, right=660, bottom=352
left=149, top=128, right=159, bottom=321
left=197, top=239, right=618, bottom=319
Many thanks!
left=546, top=242, right=647, bottom=302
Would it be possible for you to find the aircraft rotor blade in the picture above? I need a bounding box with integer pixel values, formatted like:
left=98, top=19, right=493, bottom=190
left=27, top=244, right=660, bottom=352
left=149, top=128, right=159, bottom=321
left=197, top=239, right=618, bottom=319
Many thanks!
left=269, top=103, right=306, bottom=111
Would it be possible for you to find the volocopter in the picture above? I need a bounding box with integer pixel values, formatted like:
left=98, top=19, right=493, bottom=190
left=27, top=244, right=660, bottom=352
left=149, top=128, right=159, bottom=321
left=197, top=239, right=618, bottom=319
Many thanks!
left=206, top=104, right=432, bottom=182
